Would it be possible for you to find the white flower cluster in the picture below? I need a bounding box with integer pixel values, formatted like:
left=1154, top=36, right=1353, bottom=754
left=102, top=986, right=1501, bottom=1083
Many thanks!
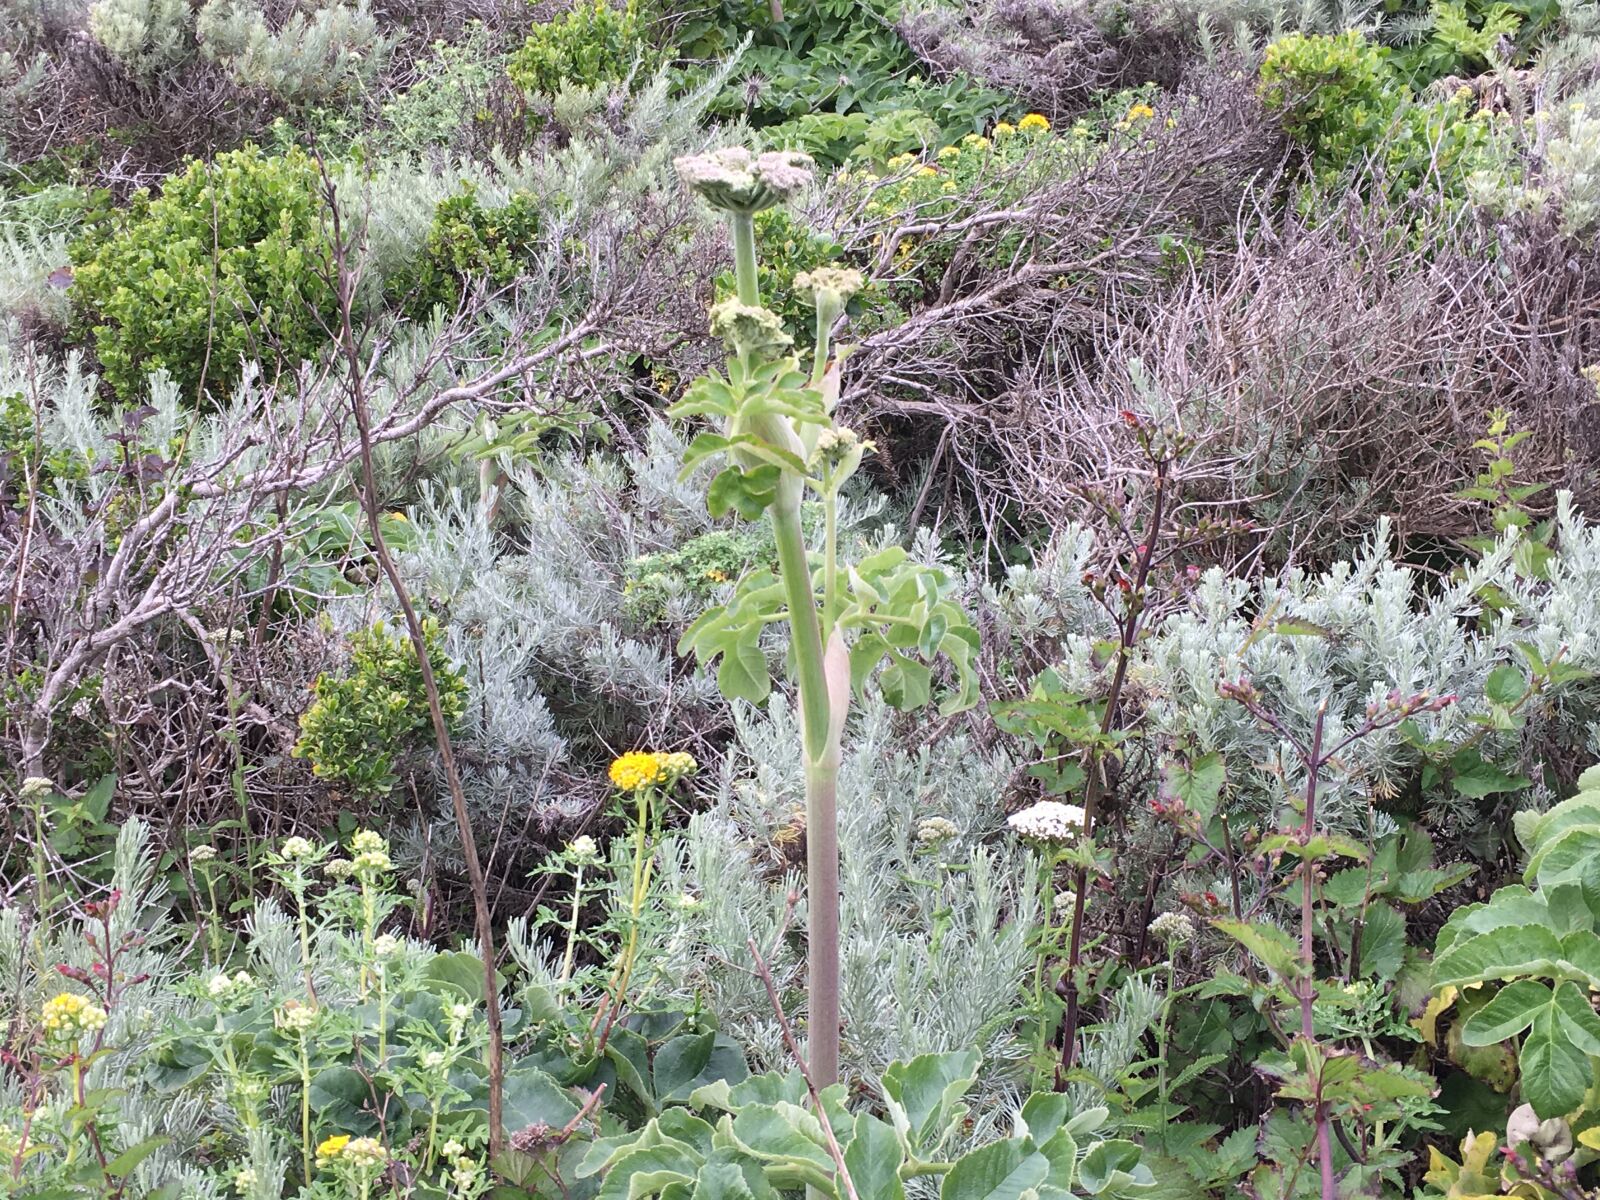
left=207, top=970, right=255, bottom=1002
left=915, top=816, right=959, bottom=844
left=674, top=147, right=814, bottom=214
left=1006, top=800, right=1086, bottom=843
left=19, top=776, right=54, bottom=801
left=1148, top=911, right=1196, bottom=946
left=281, top=835, right=315, bottom=860
left=275, top=1000, right=319, bottom=1035
left=350, top=830, right=393, bottom=877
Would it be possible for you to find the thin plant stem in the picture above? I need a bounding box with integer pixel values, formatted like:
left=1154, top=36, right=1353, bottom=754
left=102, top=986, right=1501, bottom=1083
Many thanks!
left=317, top=163, right=505, bottom=1156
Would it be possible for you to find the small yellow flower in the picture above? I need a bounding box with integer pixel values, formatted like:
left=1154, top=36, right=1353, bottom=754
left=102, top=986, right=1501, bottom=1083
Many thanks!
left=886, top=153, right=915, bottom=171
left=609, top=751, right=664, bottom=791
left=1124, top=102, right=1155, bottom=123
left=1018, top=113, right=1051, bottom=133
left=41, top=992, right=107, bottom=1043
left=993, top=121, right=1016, bottom=138
left=941, top=181, right=957, bottom=193
left=916, top=166, right=938, bottom=178
left=937, top=145, right=961, bottom=160
left=961, top=133, right=990, bottom=151
left=316, top=1134, right=351, bottom=1164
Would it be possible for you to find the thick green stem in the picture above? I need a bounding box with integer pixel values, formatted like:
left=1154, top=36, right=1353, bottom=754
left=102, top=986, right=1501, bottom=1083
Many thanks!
left=770, top=481, right=840, bottom=1088
left=770, top=487, right=831, bottom=764
left=804, top=757, right=841, bottom=1089
left=731, top=213, right=760, bottom=306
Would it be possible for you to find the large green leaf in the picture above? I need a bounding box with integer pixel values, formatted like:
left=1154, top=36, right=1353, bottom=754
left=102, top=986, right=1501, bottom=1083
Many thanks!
left=882, top=1050, right=979, bottom=1156
left=843, top=1113, right=905, bottom=1200
left=654, top=1031, right=749, bottom=1105
left=939, top=1139, right=1047, bottom=1200
left=1520, top=1002, right=1592, bottom=1119
left=1430, top=923, right=1567, bottom=988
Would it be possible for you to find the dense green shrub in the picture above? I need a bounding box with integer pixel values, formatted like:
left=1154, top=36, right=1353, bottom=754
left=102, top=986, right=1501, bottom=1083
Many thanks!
left=623, top=527, right=774, bottom=624
left=670, top=0, right=1010, bottom=164
left=1260, top=30, right=1506, bottom=207
left=392, top=185, right=543, bottom=317
left=69, top=145, right=337, bottom=401
left=293, top=617, right=467, bottom=797
left=507, top=0, right=656, bottom=98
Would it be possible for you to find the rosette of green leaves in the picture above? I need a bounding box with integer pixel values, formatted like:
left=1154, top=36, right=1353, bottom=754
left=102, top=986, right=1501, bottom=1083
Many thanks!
left=577, top=1050, right=1151, bottom=1199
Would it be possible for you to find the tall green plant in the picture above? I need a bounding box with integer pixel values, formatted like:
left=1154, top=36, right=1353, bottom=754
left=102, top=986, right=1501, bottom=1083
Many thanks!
left=671, top=147, right=980, bottom=1089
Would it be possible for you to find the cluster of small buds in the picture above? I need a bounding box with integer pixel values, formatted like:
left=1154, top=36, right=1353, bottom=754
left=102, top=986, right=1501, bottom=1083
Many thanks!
left=674, top=147, right=815, bottom=214
left=809, top=426, right=875, bottom=475
left=233, top=1167, right=258, bottom=1194
left=421, top=1049, right=448, bottom=1071
left=793, top=266, right=864, bottom=323
left=708, top=298, right=792, bottom=359
left=349, top=830, right=393, bottom=878
left=1079, top=569, right=1134, bottom=600
left=446, top=1001, right=475, bottom=1038
left=567, top=835, right=599, bottom=863
left=275, top=999, right=319, bottom=1036
left=40, top=992, right=108, bottom=1043
left=280, top=836, right=315, bottom=861
left=1006, top=800, right=1087, bottom=844
left=1148, top=911, right=1197, bottom=947
left=207, top=971, right=254, bottom=1003
left=915, top=816, right=960, bottom=845
left=19, top=776, right=54, bottom=801
left=191, top=845, right=218, bottom=865
left=340, top=1137, right=388, bottom=1169
left=373, top=934, right=402, bottom=959
left=1364, top=688, right=1457, bottom=722
left=325, top=857, right=354, bottom=880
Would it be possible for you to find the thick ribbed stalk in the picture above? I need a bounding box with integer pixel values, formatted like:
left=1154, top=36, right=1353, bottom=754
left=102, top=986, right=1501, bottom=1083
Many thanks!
left=731, top=213, right=760, bottom=305
left=769, top=475, right=840, bottom=1087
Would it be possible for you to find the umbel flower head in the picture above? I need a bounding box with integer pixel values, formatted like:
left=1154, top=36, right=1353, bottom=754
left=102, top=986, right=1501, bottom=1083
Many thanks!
left=41, top=992, right=108, bottom=1043
left=1148, top=911, right=1196, bottom=947
left=675, top=147, right=815, bottom=214
left=1006, top=800, right=1086, bottom=844
left=793, top=266, right=864, bottom=323
left=709, top=298, right=792, bottom=359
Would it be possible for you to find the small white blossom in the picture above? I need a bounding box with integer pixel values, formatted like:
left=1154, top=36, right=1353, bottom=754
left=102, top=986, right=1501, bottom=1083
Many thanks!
left=373, top=934, right=402, bottom=959
left=281, top=836, right=314, bottom=860
left=916, top=816, right=959, bottom=844
left=1149, top=911, right=1196, bottom=947
left=19, top=777, right=54, bottom=801
left=191, top=845, right=218, bottom=864
left=1006, top=800, right=1087, bottom=843
left=567, top=835, right=598, bottom=862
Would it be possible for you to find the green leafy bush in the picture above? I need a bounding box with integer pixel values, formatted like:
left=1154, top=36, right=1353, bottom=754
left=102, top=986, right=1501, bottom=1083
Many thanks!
left=1260, top=30, right=1508, bottom=209
left=392, top=184, right=543, bottom=317
left=671, top=0, right=1010, bottom=165
left=1431, top=764, right=1600, bottom=1121
left=507, top=0, right=655, bottom=98
left=623, top=527, right=774, bottom=624
left=69, top=145, right=336, bottom=401
left=293, top=617, right=466, bottom=797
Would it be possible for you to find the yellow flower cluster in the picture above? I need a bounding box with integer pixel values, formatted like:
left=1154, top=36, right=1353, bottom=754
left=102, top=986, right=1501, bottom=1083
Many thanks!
left=1018, top=112, right=1051, bottom=133
left=40, top=992, right=107, bottom=1043
left=608, top=750, right=698, bottom=792
left=316, top=1134, right=351, bottom=1164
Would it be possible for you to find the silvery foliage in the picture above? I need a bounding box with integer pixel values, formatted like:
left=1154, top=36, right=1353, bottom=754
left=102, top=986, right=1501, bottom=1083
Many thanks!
left=1044, top=498, right=1600, bottom=860
left=636, top=697, right=1041, bottom=1133
left=0, top=821, right=216, bottom=1200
